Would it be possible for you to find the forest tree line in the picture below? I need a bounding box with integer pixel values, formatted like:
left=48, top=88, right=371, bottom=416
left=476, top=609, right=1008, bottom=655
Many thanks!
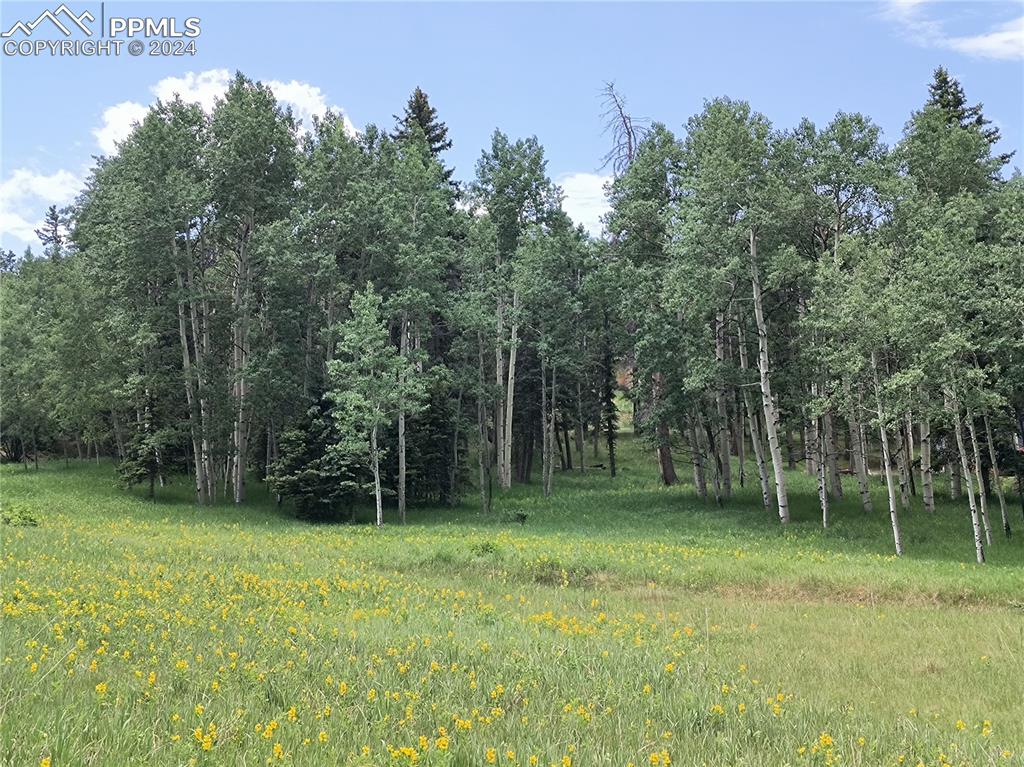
left=1, top=69, right=1022, bottom=561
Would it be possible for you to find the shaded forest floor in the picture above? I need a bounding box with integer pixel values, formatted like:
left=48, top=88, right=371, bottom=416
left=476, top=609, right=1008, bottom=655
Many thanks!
left=2, top=437, right=1022, bottom=765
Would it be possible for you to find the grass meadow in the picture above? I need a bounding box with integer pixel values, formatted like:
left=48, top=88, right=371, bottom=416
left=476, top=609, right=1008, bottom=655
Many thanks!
left=1, top=437, right=1022, bottom=766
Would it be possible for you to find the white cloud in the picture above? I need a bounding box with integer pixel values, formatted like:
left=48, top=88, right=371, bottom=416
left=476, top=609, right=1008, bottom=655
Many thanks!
left=93, top=101, right=150, bottom=155
left=0, top=167, right=83, bottom=250
left=5, top=70, right=356, bottom=250
left=265, top=79, right=357, bottom=136
left=0, top=211, right=42, bottom=244
left=882, top=0, right=1023, bottom=61
left=265, top=79, right=325, bottom=125
left=152, top=68, right=232, bottom=112
left=882, top=0, right=931, bottom=26
left=4, top=71, right=357, bottom=250
left=0, top=168, right=81, bottom=209
left=881, top=0, right=941, bottom=40
left=91, top=70, right=357, bottom=156
left=947, top=15, right=1024, bottom=61
left=558, top=172, right=611, bottom=238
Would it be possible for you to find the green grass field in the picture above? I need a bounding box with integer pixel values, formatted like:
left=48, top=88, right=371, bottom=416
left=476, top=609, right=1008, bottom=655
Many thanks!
left=2, top=437, right=1022, bottom=767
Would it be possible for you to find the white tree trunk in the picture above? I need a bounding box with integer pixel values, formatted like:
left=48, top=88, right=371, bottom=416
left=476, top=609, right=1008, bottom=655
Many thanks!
left=737, top=323, right=771, bottom=508
left=824, top=411, right=842, bottom=498
left=949, top=436, right=962, bottom=499
left=982, top=414, right=1011, bottom=538
left=697, top=411, right=721, bottom=504
left=750, top=233, right=788, bottom=523
left=575, top=381, right=585, bottom=474
left=186, top=246, right=213, bottom=501
left=231, top=222, right=252, bottom=505
left=894, top=426, right=910, bottom=510
left=949, top=394, right=984, bottom=563
left=905, top=411, right=916, bottom=497
left=919, top=416, right=934, bottom=514
left=857, top=387, right=873, bottom=482
left=965, top=405, right=993, bottom=546
left=371, top=422, right=382, bottom=527
left=848, top=389, right=873, bottom=513
left=688, top=422, right=708, bottom=500
left=805, top=419, right=818, bottom=477
left=174, top=265, right=207, bottom=505
left=547, top=364, right=557, bottom=496
left=495, top=295, right=505, bottom=488
left=199, top=291, right=216, bottom=499
left=871, top=352, right=904, bottom=556
left=815, top=412, right=829, bottom=528
left=398, top=314, right=408, bottom=524
left=734, top=400, right=746, bottom=488
left=541, top=358, right=550, bottom=498
left=501, top=292, right=520, bottom=489
left=476, top=332, right=491, bottom=514
left=714, top=312, right=732, bottom=499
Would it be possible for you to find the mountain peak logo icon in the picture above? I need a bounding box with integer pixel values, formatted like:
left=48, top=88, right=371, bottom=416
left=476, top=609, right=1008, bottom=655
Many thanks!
left=2, top=5, right=95, bottom=37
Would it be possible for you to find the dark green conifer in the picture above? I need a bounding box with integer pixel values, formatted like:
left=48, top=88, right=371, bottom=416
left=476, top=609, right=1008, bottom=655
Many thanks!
left=926, top=66, right=1012, bottom=166
left=394, top=87, right=454, bottom=180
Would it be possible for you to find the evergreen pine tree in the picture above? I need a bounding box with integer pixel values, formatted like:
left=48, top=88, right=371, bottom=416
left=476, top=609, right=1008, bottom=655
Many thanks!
left=34, top=205, right=66, bottom=260
left=268, top=398, right=369, bottom=521
left=926, top=66, right=1012, bottom=166
left=394, top=87, right=454, bottom=180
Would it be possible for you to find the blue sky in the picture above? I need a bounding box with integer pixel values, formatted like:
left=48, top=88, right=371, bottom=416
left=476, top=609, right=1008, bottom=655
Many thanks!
left=2, top=1, right=1021, bottom=250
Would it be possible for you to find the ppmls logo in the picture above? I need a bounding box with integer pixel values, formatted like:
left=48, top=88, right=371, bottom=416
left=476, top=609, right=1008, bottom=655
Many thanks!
left=2, top=4, right=200, bottom=57
left=1, top=4, right=94, bottom=37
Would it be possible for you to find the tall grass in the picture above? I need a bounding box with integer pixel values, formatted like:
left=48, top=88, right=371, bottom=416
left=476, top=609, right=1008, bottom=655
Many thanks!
left=1, top=438, right=1021, bottom=766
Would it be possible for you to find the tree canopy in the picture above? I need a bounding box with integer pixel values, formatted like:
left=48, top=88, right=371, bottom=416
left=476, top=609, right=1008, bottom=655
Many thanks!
left=2, top=70, right=1020, bottom=561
